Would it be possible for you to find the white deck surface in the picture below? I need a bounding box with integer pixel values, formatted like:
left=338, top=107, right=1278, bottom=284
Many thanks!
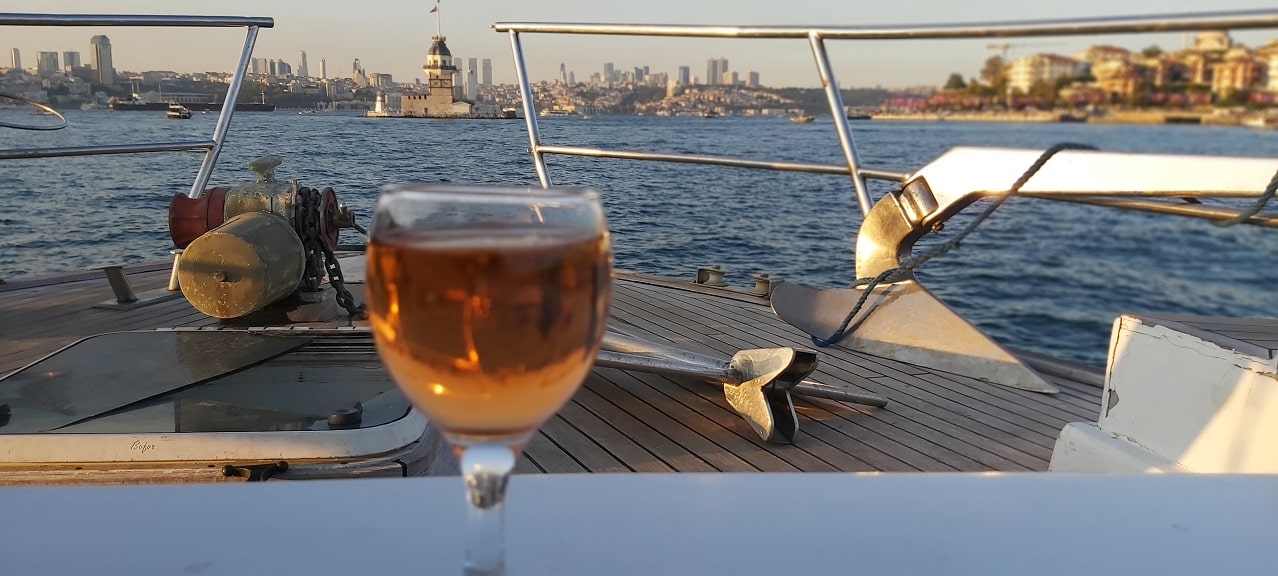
left=2, top=473, right=1275, bottom=575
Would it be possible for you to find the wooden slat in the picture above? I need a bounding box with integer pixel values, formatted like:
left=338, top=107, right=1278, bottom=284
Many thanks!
left=1, top=266, right=1117, bottom=476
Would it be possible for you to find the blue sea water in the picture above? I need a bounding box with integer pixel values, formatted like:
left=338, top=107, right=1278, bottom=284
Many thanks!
left=2, top=110, right=1277, bottom=367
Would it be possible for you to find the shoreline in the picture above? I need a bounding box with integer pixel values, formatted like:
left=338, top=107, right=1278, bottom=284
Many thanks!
left=865, top=110, right=1275, bottom=127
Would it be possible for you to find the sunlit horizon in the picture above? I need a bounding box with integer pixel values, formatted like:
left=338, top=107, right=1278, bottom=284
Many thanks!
left=5, top=0, right=1278, bottom=89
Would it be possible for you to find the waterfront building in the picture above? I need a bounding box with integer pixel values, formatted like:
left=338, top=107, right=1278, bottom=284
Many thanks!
left=1269, top=53, right=1278, bottom=93
left=9, top=48, right=19, bottom=70
left=36, top=51, right=59, bottom=76
left=1007, top=53, right=1081, bottom=94
left=1212, top=47, right=1261, bottom=95
left=89, top=35, right=114, bottom=85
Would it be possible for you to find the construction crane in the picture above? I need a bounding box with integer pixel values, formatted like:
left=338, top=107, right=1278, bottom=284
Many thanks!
left=986, top=41, right=1065, bottom=59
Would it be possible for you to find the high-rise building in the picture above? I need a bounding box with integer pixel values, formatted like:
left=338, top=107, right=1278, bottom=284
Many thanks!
left=36, top=51, right=59, bottom=75
left=678, top=66, right=691, bottom=86
left=62, top=51, right=81, bottom=70
left=268, top=59, right=277, bottom=77
left=250, top=57, right=267, bottom=75
left=481, top=58, right=492, bottom=86
left=453, top=54, right=463, bottom=97
left=706, top=58, right=719, bottom=85
left=276, top=59, right=291, bottom=77
left=320, top=58, right=327, bottom=80
left=298, top=51, right=309, bottom=79
left=559, top=63, right=567, bottom=84
left=747, top=71, right=760, bottom=87
left=9, top=48, right=20, bottom=70
left=603, top=62, right=614, bottom=84
left=467, top=57, right=478, bottom=99
left=89, top=35, right=114, bottom=84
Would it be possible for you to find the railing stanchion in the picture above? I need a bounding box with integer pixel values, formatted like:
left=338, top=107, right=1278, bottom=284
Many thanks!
left=188, top=25, right=259, bottom=199
left=809, top=32, right=871, bottom=216
left=509, top=30, right=551, bottom=188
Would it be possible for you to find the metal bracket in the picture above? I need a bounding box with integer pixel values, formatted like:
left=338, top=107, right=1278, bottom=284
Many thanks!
left=222, top=460, right=289, bottom=481
left=93, top=266, right=183, bottom=310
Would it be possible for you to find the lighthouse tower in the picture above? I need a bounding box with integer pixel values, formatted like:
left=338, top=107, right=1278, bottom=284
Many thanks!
left=415, top=35, right=458, bottom=116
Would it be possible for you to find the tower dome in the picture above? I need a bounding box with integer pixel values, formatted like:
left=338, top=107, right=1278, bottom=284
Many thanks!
left=427, top=36, right=452, bottom=57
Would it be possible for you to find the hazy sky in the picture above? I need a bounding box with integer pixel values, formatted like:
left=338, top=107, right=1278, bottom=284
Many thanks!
left=5, top=1, right=1278, bottom=88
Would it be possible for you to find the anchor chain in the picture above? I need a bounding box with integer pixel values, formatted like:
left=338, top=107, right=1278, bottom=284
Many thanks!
left=294, top=185, right=365, bottom=319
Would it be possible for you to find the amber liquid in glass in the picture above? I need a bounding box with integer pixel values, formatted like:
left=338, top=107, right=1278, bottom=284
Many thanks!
left=366, top=224, right=612, bottom=437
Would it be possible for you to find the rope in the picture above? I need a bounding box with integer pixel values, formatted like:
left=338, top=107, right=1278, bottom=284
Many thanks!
left=1212, top=168, right=1278, bottom=227
left=812, top=142, right=1097, bottom=348
left=0, top=92, right=68, bottom=131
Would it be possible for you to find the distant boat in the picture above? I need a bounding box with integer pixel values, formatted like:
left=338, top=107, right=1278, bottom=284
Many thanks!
left=701, top=110, right=720, bottom=119
left=166, top=104, right=192, bottom=119
left=790, top=114, right=815, bottom=124
left=1243, top=115, right=1276, bottom=130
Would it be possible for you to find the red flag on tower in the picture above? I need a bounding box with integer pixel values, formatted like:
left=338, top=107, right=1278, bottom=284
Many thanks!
left=430, top=5, right=438, bottom=13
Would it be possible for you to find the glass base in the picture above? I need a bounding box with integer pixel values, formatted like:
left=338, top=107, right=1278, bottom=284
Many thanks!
left=449, top=434, right=529, bottom=576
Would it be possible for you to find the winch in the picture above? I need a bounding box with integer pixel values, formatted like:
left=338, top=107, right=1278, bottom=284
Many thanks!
left=168, top=155, right=363, bottom=321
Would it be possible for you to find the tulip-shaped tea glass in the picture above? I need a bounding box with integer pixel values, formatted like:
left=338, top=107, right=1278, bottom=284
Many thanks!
left=366, top=184, right=612, bottom=575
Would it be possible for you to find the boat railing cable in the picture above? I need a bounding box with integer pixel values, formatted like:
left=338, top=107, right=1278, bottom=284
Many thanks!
left=496, top=9, right=1278, bottom=223
left=0, top=13, right=274, bottom=199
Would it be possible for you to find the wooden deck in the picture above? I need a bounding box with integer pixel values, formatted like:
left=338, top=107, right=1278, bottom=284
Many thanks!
left=0, top=259, right=1103, bottom=475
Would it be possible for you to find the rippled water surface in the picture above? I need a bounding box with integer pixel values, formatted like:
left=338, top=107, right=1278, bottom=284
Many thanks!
left=2, top=110, right=1276, bottom=366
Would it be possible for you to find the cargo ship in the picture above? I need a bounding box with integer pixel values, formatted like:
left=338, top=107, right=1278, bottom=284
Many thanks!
left=107, top=90, right=276, bottom=112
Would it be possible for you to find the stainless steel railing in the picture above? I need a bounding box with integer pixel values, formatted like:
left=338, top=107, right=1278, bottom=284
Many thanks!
left=0, top=13, right=273, bottom=199
left=495, top=9, right=1278, bottom=218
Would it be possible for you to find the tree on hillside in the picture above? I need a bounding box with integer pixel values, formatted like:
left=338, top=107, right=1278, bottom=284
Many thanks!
left=980, top=56, right=1007, bottom=95
left=1141, top=45, right=1164, bottom=58
left=943, top=73, right=967, bottom=91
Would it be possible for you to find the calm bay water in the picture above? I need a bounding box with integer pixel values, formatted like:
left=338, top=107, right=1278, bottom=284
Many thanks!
left=2, top=110, right=1277, bottom=367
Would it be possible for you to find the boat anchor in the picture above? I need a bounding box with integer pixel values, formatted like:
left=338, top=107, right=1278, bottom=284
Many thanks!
left=596, top=330, right=887, bottom=443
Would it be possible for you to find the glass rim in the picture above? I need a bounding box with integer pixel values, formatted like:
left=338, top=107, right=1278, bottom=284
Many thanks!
left=379, top=183, right=600, bottom=203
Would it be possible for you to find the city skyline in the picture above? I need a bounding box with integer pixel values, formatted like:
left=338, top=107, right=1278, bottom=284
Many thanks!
left=4, top=0, right=1278, bottom=88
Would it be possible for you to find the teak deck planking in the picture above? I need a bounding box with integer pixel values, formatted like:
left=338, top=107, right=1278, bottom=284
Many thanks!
left=0, top=261, right=1105, bottom=474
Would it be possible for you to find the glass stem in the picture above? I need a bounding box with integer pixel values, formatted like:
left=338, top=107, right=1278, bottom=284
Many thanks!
left=460, top=442, right=517, bottom=576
